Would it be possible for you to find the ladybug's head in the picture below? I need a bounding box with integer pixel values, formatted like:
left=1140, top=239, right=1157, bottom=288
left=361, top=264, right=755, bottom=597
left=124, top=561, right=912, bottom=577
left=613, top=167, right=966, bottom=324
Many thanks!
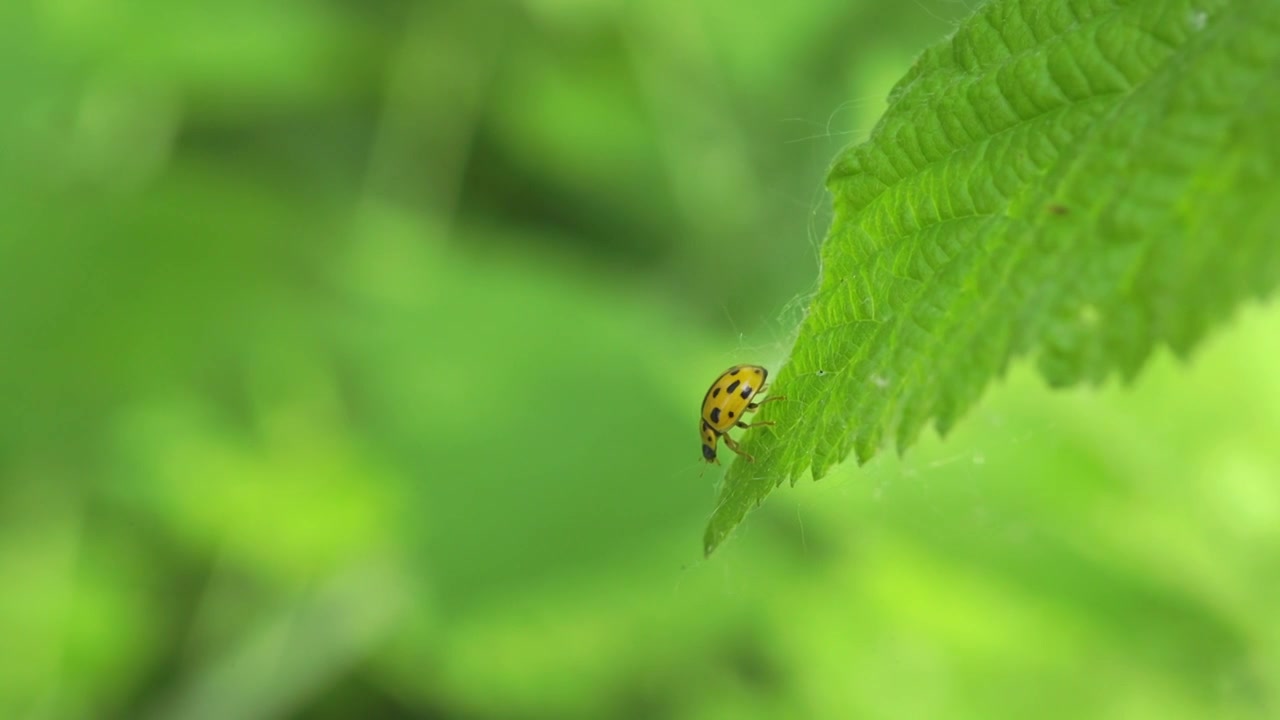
left=701, top=444, right=717, bottom=462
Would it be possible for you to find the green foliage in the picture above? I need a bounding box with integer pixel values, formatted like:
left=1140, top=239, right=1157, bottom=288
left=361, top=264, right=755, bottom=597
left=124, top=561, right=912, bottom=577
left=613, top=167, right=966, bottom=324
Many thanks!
left=5, top=0, right=1280, bottom=717
left=706, top=0, right=1280, bottom=554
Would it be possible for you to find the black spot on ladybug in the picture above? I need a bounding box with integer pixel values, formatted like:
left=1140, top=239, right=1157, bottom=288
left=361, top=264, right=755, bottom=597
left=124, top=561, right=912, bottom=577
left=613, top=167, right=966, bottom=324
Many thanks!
left=754, top=368, right=763, bottom=375
left=740, top=385, right=752, bottom=398
left=728, top=411, right=735, bottom=418
left=712, top=387, right=721, bottom=398
left=710, top=408, right=721, bottom=423
left=726, top=380, right=741, bottom=394
left=702, top=444, right=716, bottom=460
left=730, top=368, right=740, bottom=375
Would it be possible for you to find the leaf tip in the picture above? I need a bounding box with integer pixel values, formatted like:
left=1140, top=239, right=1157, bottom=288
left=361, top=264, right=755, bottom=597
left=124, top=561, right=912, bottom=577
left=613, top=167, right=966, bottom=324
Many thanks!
left=702, top=525, right=725, bottom=557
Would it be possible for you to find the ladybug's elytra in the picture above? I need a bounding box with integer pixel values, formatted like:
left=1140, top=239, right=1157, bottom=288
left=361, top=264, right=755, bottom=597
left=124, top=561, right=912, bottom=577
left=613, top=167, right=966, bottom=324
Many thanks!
left=699, top=364, right=785, bottom=464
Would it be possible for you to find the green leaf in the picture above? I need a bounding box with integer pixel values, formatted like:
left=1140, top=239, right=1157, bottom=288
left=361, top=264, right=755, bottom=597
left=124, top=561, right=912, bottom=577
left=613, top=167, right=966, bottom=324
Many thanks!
left=705, top=0, right=1280, bottom=555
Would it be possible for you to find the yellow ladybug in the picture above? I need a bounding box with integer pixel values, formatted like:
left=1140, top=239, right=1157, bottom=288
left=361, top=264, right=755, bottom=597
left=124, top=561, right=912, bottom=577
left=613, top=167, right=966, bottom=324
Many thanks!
left=699, top=364, right=785, bottom=464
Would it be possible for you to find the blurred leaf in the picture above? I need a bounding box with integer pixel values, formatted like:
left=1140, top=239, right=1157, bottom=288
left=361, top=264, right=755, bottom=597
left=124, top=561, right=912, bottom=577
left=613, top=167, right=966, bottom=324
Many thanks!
left=37, top=0, right=367, bottom=109
left=146, top=564, right=406, bottom=720
left=333, top=207, right=715, bottom=606
left=0, top=480, right=161, bottom=718
left=705, top=0, right=1280, bottom=554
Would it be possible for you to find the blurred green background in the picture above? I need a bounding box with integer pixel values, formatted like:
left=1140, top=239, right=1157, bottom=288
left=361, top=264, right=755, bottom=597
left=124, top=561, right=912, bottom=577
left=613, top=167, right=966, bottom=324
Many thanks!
left=3, top=1, right=1278, bottom=718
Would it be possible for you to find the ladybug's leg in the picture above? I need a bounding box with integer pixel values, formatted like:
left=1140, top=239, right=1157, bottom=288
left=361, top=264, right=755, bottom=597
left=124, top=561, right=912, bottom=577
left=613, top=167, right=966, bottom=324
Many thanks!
left=721, top=433, right=756, bottom=463
left=746, top=395, right=787, bottom=412
left=736, top=420, right=773, bottom=429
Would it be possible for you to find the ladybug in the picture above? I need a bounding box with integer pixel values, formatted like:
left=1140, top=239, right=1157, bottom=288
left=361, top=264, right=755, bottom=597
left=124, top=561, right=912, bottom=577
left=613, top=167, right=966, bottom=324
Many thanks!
left=699, top=364, right=785, bottom=464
